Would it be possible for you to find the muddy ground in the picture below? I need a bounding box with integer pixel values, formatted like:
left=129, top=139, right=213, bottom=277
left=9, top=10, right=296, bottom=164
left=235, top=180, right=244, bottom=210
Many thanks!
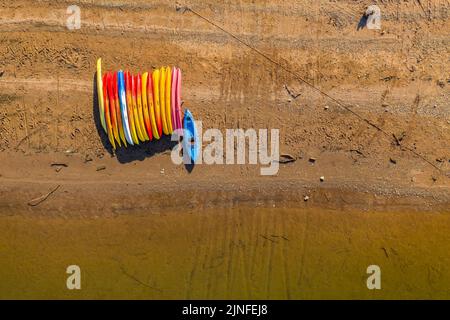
left=0, top=0, right=449, bottom=299
left=0, top=0, right=449, bottom=213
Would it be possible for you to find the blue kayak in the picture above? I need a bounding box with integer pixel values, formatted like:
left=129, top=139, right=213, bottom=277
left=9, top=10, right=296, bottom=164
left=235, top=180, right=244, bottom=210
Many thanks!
left=118, top=70, right=134, bottom=145
left=183, top=109, right=199, bottom=164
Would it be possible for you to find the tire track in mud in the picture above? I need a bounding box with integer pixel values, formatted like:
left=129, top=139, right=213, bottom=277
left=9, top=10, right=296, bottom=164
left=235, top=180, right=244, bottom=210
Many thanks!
left=0, top=78, right=91, bottom=92
left=4, top=77, right=441, bottom=114
left=0, top=77, right=223, bottom=101
left=0, top=18, right=411, bottom=51
left=6, top=0, right=450, bottom=19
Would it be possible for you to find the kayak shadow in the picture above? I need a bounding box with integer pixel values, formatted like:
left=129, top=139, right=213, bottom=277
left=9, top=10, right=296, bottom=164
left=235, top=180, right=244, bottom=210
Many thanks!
left=185, top=162, right=195, bottom=173
left=92, top=74, right=177, bottom=164
left=357, top=14, right=368, bottom=30
left=179, top=136, right=195, bottom=173
left=114, top=135, right=177, bottom=164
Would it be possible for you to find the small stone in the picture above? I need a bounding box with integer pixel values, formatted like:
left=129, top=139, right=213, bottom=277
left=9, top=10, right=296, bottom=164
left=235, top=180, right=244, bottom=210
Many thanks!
left=304, top=195, right=309, bottom=201
left=96, top=165, right=106, bottom=171
left=278, top=154, right=296, bottom=164
left=324, top=105, right=329, bottom=110
left=320, top=176, right=325, bottom=182
left=160, top=168, right=165, bottom=174
left=409, top=65, right=417, bottom=72
left=389, top=158, right=397, bottom=165
left=308, top=157, right=317, bottom=164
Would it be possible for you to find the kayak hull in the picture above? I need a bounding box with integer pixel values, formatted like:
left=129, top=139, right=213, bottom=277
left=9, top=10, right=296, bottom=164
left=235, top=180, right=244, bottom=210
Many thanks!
left=96, top=62, right=185, bottom=149
left=147, top=73, right=160, bottom=140
left=96, top=58, right=107, bottom=133
left=152, top=69, right=163, bottom=137
left=183, top=109, right=199, bottom=164
left=160, top=67, right=169, bottom=135
left=175, top=68, right=183, bottom=130
left=125, top=71, right=139, bottom=145
left=165, top=67, right=173, bottom=133
left=142, top=72, right=153, bottom=141
left=103, top=73, right=115, bottom=149
left=118, top=71, right=134, bottom=145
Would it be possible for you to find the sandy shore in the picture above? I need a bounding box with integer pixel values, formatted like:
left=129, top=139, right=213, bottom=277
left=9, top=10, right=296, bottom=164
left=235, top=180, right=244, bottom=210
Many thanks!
left=0, top=0, right=449, bottom=299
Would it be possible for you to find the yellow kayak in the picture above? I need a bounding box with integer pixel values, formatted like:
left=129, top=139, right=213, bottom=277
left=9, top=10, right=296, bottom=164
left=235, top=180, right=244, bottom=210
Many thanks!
left=136, top=74, right=149, bottom=141
left=131, top=74, right=146, bottom=142
left=165, top=66, right=173, bottom=134
left=147, top=72, right=160, bottom=140
left=152, top=69, right=162, bottom=137
left=141, top=72, right=153, bottom=140
left=96, top=58, right=107, bottom=133
left=131, top=76, right=145, bottom=142
left=160, top=67, right=169, bottom=135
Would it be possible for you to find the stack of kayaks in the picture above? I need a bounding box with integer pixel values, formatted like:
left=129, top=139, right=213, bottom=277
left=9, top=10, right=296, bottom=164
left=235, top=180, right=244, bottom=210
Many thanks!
left=96, top=58, right=184, bottom=149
